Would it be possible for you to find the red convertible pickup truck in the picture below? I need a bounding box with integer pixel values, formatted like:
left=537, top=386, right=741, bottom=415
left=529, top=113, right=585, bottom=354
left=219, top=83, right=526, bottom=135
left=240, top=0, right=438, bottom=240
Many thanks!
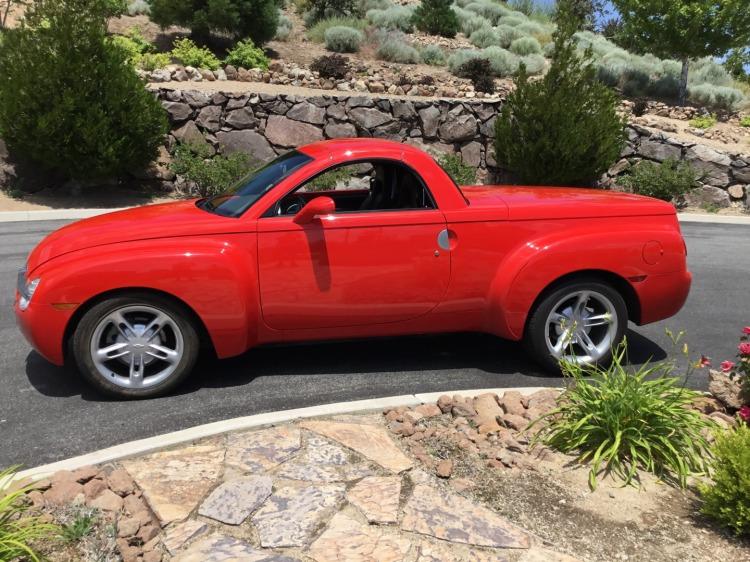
left=15, top=139, right=691, bottom=399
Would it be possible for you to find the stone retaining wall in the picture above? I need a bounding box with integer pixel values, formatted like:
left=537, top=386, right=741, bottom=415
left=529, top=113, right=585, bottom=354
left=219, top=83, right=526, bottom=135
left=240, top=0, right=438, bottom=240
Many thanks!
left=155, top=87, right=749, bottom=209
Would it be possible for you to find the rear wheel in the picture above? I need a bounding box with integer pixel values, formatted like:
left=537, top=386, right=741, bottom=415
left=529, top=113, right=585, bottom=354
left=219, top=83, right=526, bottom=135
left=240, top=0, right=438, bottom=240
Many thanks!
left=524, top=279, right=628, bottom=373
left=72, top=294, right=199, bottom=399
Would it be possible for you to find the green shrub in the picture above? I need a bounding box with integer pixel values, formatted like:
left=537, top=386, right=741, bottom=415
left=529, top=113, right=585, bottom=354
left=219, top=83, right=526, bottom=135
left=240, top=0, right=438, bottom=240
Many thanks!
left=1, top=466, right=59, bottom=561
left=420, top=44, right=445, bottom=65
left=171, top=144, right=255, bottom=197
left=469, top=28, right=499, bottom=48
left=483, top=46, right=519, bottom=77
left=305, top=0, right=359, bottom=24
left=310, top=53, right=350, bottom=78
left=127, top=0, right=151, bottom=15
left=458, top=57, right=495, bottom=93
left=617, top=159, right=697, bottom=202
left=690, top=58, right=734, bottom=88
left=460, top=14, right=492, bottom=36
left=412, top=0, right=459, bottom=38
left=689, top=83, right=745, bottom=111
left=700, top=424, right=750, bottom=536
left=138, top=52, right=172, bottom=70
left=509, top=35, right=541, bottom=55
left=224, top=38, right=270, bottom=69
left=111, top=27, right=157, bottom=66
left=519, top=53, right=545, bottom=75
left=0, top=0, right=168, bottom=183
left=307, top=16, right=368, bottom=42
left=740, top=116, right=750, bottom=127
left=498, top=15, right=526, bottom=27
left=516, top=20, right=544, bottom=35
left=438, top=152, right=478, bottom=184
left=689, top=114, right=717, bottom=129
left=532, top=342, right=714, bottom=490
left=171, top=38, right=221, bottom=69
left=494, top=7, right=625, bottom=186
left=464, top=1, right=508, bottom=24
left=324, top=25, right=363, bottom=52
left=306, top=166, right=354, bottom=191
left=495, top=23, right=525, bottom=48
left=366, top=6, right=414, bottom=32
left=359, top=0, right=390, bottom=10
left=60, top=509, right=96, bottom=544
left=275, top=13, right=293, bottom=41
left=448, top=49, right=483, bottom=75
left=151, top=0, right=278, bottom=45
left=376, top=34, right=420, bottom=63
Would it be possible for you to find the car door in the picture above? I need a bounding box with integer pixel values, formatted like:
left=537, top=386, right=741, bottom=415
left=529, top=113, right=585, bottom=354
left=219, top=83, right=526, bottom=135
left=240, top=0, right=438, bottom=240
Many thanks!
left=256, top=161, right=450, bottom=331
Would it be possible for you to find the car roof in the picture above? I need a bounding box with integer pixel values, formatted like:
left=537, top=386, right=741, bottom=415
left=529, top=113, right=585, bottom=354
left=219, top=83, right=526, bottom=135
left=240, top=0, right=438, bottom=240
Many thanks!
left=298, top=138, right=425, bottom=161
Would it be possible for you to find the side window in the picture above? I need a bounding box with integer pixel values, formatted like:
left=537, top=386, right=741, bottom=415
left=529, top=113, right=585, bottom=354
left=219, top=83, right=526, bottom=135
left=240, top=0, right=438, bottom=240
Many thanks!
left=272, top=160, right=436, bottom=216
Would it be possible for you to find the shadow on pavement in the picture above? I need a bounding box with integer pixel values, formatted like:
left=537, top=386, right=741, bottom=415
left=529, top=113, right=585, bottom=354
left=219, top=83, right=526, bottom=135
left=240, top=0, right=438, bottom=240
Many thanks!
left=25, top=329, right=668, bottom=401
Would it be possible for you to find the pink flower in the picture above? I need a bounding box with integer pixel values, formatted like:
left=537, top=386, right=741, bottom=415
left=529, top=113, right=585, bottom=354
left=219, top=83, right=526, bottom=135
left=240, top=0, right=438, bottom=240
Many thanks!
left=739, top=405, right=750, bottom=423
left=743, top=326, right=750, bottom=335
left=721, top=360, right=735, bottom=372
left=739, top=343, right=750, bottom=356
left=699, top=355, right=711, bottom=368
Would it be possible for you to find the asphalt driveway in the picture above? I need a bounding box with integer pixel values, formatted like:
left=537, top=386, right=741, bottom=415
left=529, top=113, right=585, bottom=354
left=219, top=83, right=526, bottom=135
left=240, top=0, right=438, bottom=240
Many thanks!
left=0, top=219, right=747, bottom=468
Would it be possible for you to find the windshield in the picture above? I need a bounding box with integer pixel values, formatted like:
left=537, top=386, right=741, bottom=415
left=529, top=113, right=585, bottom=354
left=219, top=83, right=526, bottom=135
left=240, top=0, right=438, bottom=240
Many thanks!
left=199, top=150, right=313, bottom=217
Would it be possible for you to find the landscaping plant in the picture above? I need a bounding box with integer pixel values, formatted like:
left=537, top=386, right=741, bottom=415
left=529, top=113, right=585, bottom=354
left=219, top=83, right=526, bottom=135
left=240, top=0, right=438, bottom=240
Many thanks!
left=171, top=37, right=221, bottom=69
left=616, top=159, right=698, bottom=203
left=494, top=2, right=625, bottom=186
left=741, top=116, right=750, bottom=128
left=306, top=16, right=367, bottom=42
left=303, top=0, right=359, bottom=24
left=151, top=0, right=279, bottom=45
left=533, top=340, right=715, bottom=489
left=310, top=53, right=350, bottom=79
left=224, top=38, right=270, bottom=69
left=457, top=57, right=495, bottom=93
left=715, top=326, right=750, bottom=403
left=324, top=25, right=364, bottom=53
left=0, top=466, right=58, bottom=561
left=412, top=0, right=459, bottom=39
left=171, top=144, right=255, bottom=197
left=0, top=0, right=168, bottom=183
left=437, top=153, right=477, bottom=185
left=420, top=44, right=446, bottom=66
left=700, top=423, right=750, bottom=536
left=689, top=114, right=717, bottom=130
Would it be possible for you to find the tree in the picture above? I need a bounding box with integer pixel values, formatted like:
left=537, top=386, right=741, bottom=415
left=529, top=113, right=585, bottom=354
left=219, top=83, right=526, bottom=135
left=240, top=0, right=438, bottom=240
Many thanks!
left=724, top=47, right=750, bottom=83
left=412, top=0, right=459, bottom=38
left=0, top=0, right=167, bottom=183
left=494, top=2, right=626, bottom=187
left=611, top=0, right=750, bottom=105
left=150, top=0, right=279, bottom=46
left=555, top=0, right=603, bottom=31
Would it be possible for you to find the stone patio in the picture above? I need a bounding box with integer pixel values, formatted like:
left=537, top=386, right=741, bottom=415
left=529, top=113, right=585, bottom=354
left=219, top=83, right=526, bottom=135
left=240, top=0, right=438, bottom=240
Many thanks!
left=36, top=393, right=580, bottom=561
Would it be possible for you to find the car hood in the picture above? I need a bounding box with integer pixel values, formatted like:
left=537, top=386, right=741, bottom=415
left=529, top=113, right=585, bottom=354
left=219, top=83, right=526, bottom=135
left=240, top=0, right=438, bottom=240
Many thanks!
left=26, top=199, right=234, bottom=272
left=461, top=185, right=676, bottom=220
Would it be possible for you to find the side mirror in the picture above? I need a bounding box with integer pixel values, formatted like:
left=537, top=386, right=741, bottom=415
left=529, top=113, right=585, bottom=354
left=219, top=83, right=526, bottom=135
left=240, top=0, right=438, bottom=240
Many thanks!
left=293, top=196, right=336, bottom=225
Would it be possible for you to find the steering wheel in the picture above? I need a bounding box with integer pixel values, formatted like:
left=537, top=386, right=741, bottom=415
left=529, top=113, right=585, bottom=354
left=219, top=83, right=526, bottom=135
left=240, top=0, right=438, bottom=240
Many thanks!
left=276, top=195, right=308, bottom=216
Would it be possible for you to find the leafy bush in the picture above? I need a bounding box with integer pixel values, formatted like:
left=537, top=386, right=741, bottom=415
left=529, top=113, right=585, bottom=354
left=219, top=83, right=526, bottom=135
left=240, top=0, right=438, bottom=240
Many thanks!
left=171, top=144, right=254, bottom=197
left=516, top=20, right=544, bottom=35
left=690, top=58, right=734, bottom=88
left=420, top=44, right=446, bottom=66
left=519, top=53, right=545, bottom=75
left=376, top=34, right=420, bottom=63
left=412, top=0, right=459, bottom=38
left=151, top=0, right=279, bottom=45
left=1, top=466, right=59, bottom=560
left=460, top=14, right=492, bottom=36
left=111, top=27, right=156, bottom=66
left=700, top=424, right=750, bottom=536
left=366, top=6, right=414, bottom=32
left=617, top=159, right=697, bottom=202
left=324, top=25, right=364, bottom=52
left=469, top=28, right=500, bottom=49
left=224, top=38, right=270, bottom=69
left=483, top=46, right=519, bottom=77
left=0, top=0, right=168, bottom=182
left=447, top=49, right=483, bottom=75
left=458, top=57, right=495, bottom=93
left=509, top=36, right=541, bottom=56
left=305, top=0, right=359, bottom=24
left=275, top=13, right=293, bottom=40
left=464, top=1, right=509, bottom=24
left=688, top=83, right=745, bottom=111
left=171, top=38, right=221, bottom=69
left=532, top=342, right=714, bottom=489
left=494, top=6, right=625, bottom=186
left=310, top=53, right=350, bottom=79
left=127, top=0, right=150, bottom=15
left=741, top=116, right=750, bottom=127
left=307, top=16, right=368, bottom=42
left=689, top=114, right=717, bottom=129
left=138, top=52, right=172, bottom=70
left=438, top=152, right=478, bottom=184
left=359, top=0, right=390, bottom=10
left=495, top=23, right=525, bottom=48
left=498, top=15, right=526, bottom=27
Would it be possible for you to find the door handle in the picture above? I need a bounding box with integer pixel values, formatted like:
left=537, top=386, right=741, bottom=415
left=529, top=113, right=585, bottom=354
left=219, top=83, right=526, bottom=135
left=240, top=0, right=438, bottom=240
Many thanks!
left=437, top=229, right=451, bottom=251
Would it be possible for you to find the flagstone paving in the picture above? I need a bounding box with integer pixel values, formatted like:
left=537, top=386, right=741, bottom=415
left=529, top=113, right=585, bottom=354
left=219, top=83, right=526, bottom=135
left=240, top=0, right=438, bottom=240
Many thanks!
left=108, top=399, right=579, bottom=561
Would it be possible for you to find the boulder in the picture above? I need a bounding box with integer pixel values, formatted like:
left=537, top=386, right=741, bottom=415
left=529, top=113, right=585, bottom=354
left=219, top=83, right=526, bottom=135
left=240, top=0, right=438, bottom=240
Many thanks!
left=183, top=91, right=210, bottom=108
left=727, top=184, right=746, bottom=199
left=162, top=101, right=192, bottom=122
left=684, top=184, right=730, bottom=208
left=708, top=370, right=749, bottom=410
left=637, top=139, right=681, bottom=162
left=349, top=107, right=393, bottom=130
left=324, top=122, right=357, bottom=139
left=685, top=144, right=732, bottom=187
left=216, top=130, right=276, bottom=162
left=265, top=115, right=323, bottom=147
left=438, top=114, right=477, bottom=142
left=224, top=108, right=258, bottom=130
left=286, top=102, right=327, bottom=125
left=418, top=106, right=441, bottom=139
left=460, top=142, right=481, bottom=168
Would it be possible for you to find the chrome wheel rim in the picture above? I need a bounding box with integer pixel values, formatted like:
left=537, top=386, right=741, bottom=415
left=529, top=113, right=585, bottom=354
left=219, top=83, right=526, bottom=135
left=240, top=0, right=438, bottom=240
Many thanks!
left=544, top=290, right=618, bottom=364
left=89, top=305, right=184, bottom=389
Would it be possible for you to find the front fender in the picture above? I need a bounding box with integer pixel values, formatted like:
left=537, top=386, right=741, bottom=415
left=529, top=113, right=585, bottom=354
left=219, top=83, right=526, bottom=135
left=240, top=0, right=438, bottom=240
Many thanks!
left=487, top=222, right=686, bottom=340
left=28, top=234, right=259, bottom=361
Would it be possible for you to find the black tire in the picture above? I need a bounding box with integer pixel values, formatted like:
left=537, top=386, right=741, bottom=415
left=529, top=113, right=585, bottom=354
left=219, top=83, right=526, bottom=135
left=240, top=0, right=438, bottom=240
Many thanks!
left=523, top=278, right=628, bottom=374
left=71, top=293, right=199, bottom=399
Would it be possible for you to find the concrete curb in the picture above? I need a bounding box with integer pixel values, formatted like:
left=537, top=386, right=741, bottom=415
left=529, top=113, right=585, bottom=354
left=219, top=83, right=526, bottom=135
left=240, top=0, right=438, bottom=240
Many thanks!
left=16, top=386, right=552, bottom=481
left=1, top=207, right=749, bottom=225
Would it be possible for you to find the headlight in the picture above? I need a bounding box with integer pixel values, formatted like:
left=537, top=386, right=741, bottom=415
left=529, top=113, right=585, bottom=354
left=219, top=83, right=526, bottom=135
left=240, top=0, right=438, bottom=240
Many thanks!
left=17, top=267, right=40, bottom=311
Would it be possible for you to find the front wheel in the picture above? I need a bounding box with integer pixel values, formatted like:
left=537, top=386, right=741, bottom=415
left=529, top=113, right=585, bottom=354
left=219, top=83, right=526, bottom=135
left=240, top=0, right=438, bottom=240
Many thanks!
left=72, top=294, right=199, bottom=399
left=524, top=280, right=628, bottom=373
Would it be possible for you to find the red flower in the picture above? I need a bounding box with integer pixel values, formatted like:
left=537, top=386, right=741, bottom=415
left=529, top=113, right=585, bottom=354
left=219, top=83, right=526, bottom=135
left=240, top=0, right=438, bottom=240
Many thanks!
left=721, top=360, right=735, bottom=372
left=739, top=343, right=750, bottom=356
left=743, top=326, right=750, bottom=335
left=739, top=405, right=750, bottom=422
left=699, top=355, right=711, bottom=368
